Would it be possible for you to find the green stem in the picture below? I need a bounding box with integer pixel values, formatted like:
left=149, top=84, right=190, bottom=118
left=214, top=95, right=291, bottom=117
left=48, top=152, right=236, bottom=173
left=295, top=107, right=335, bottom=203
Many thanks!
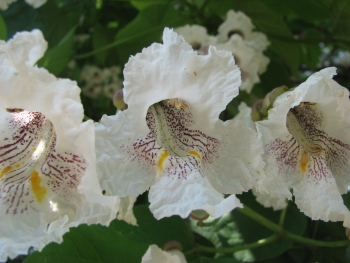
left=83, top=115, right=91, bottom=121
left=196, top=235, right=278, bottom=254
left=238, top=206, right=349, bottom=248
left=278, top=206, right=288, bottom=226
left=75, top=17, right=184, bottom=59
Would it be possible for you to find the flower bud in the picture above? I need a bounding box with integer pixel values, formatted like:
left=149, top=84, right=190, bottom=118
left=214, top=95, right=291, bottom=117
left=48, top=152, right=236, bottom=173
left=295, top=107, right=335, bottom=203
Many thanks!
left=261, top=85, right=289, bottom=115
left=113, top=89, right=127, bottom=111
left=163, top=241, right=183, bottom=252
left=189, top=209, right=209, bottom=221
left=346, top=228, right=350, bottom=240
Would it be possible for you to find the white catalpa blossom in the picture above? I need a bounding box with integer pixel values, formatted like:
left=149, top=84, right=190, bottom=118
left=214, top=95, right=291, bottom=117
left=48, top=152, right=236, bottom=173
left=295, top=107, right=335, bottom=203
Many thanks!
left=95, top=28, right=264, bottom=220
left=141, top=245, right=187, bottom=263
left=256, top=67, right=350, bottom=225
left=0, top=30, right=119, bottom=261
left=0, top=0, right=46, bottom=10
left=215, top=35, right=269, bottom=93
left=175, top=25, right=216, bottom=55
left=217, top=9, right=270, bottom=52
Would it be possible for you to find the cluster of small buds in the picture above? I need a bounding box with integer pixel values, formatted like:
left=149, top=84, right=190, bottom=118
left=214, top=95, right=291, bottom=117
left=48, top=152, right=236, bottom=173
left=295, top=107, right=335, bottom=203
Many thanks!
left=80, top=65, right=122, bottom=99
left=175, top=10, right=270, bottom=93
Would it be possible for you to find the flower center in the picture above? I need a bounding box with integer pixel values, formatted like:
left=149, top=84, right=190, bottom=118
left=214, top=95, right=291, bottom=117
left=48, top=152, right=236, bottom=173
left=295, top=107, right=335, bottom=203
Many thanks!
left=146, top=99, right=195, bottom=158
left=0, top=109, right=57, bottom=214
left=227, top=29, right=244, bottom=39
left=286, top=102, right=324, bottom=156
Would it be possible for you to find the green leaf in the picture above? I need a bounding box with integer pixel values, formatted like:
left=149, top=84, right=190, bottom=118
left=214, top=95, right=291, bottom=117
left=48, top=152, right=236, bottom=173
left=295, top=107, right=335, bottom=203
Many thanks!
left=38, top=26, right=77, bottom=76
left=330, top=0, right=350, bottom=50
left=191, top=192, right=308, bottom=262
left=39, top=0, right=79, bottom=48
left=131, top=0, right=170, bottom=10
left=24, top=205, right=194, bottom=263
left=114, top=3, right=190, bottom=65
left=92, top=25, right=116, bottom=66
left=0, top=0, right=45, bottom=39
left=0, top=15, right=6, bottom=40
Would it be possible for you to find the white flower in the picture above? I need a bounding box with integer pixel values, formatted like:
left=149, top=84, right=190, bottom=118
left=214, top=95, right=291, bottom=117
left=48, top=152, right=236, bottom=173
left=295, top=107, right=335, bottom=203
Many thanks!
left=0, top=0, right=46, bottom=9
left=334, top=51, right=350, bottom=68
left=175, top=25, right=217, bottom=54
left=214, top=35, right=269, bottom=93
left=81, top=65, right=105, bottom=85
left=217, top=10, right=270, bottom=52
left=256, top=67, right=350, bottom=225
left=95, top=28, right=264, bottom=219
left=0, top=30, right=118, bottom=261
left=141, top=245, right=187, bottom=263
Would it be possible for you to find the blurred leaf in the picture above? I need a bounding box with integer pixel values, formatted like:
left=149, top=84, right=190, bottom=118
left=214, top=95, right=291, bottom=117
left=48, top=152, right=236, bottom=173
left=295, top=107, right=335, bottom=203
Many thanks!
left=24, top=205, right=194, bottom=263
left=0, top=0, right=45, bottom=39
left=92, top=25, right=115, bottom=66
left=114, top=3, right=190, bottom=65
left=0, top=15, right=6, bottom=40
left=330, top=0, right=350, bottom=50
left=191, top=192, right=308, bottom=262
left=39, top=0, right=79, bottom=48
left=285, top=0, right=330, bottom=21
left=131, top=0, right=170, bottom=10
left=38, top=26, right=77, bottom=76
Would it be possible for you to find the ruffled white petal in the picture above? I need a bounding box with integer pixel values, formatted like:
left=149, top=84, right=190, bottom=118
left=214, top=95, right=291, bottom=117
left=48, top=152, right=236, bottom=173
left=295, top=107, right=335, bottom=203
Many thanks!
left=25, top=0, right=46, bottom=8
left=141, top=245, right=187, bottom=263
left=252, top=189, right=287, bottom=211
left=95, top=112, right=156, bottom=197
left=117, top=196, right=137, bottom=226
left=149, top=163, right=242, bottom=219
left=123, top=28, right=240, bottom=132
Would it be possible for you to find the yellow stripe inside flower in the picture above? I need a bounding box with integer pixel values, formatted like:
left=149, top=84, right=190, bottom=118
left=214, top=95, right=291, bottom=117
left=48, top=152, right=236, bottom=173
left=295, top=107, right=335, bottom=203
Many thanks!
left=188, top=150, right=201, bottom=160
left=299, top=150, right=309, bottom=173
left=0, top=166, right=12, bottom=179
left=30, top=170, right=47, bottom=203
left=157, top=150, right=169, bottom=171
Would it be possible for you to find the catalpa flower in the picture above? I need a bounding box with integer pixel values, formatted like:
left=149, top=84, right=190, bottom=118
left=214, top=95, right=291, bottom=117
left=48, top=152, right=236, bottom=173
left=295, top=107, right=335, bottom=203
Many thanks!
left=95, top=28, right=264, bottom=219
left=257, top=68, right=350, bottom=224
left=217, top=10, right=270, bottom=52
left=0, top=30, right=118, bottom=260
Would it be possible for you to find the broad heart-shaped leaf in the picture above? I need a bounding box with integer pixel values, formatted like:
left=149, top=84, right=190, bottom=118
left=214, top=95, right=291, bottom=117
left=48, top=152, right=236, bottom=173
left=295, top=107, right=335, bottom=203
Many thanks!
left=38, top=26, right=76, bottom=76
left=191, top=191, right=308, bottom=262
left=24, top=205, right=194, bottom=263
left=330, top=0, right=350, bottom=50
left=114, top=3, right=191, bottom=66
left=0, top=15, right=6, bottom=40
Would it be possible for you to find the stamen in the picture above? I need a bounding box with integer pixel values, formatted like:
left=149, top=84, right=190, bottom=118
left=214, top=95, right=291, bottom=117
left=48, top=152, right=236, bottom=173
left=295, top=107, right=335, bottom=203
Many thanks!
left=167, top=98, right=188, bottom=110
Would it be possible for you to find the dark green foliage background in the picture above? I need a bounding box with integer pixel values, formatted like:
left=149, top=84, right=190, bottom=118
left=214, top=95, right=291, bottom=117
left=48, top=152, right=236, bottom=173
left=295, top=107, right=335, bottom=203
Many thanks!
left=1, top=0, right=350, bottom=262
